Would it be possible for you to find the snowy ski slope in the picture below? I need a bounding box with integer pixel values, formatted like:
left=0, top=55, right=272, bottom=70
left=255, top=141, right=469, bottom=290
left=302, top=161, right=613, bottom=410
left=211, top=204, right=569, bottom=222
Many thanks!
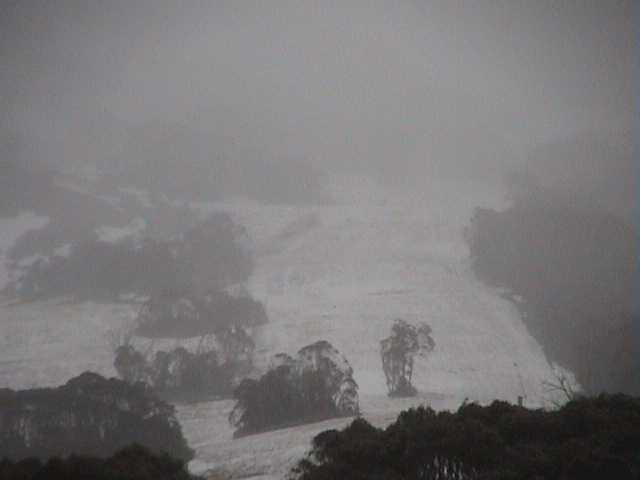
left=0, top=175, right=560, bottom=478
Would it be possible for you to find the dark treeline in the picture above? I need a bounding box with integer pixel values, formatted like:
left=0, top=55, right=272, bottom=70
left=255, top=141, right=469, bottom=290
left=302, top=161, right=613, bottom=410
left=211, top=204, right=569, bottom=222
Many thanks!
left=114, top=291, right=264, bottom=400
left=134, top=290, right=267, bottom=339
left=0, top=161, right=201, bottom=262
left=113, top=284, right=267, bottom=401
left=7, top=237, right=179, bottom=301
left=294, top=395, right=640, bottom=479
left=0, top=372, right=193, bottom=462
left=0, top=444, right=200, bottom=480
left=5, top=211, right=254, bottom=303
left=0, top=161, right=134, bottom=261
left=115, top=344, right=235, bottom=401
left=466, top=135, right=637, bottom=396
left=467, top=199, right=637, bottom=395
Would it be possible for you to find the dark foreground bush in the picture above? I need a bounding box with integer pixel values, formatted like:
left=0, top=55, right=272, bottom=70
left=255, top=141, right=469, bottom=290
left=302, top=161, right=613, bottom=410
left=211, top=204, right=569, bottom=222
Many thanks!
left=293, top=394, right=640, bottom=480
left=0, top=372, right=193, bottom=462
left=0, top=444, right=201, bottom=480
left=229, top=341, right=359, bottom=436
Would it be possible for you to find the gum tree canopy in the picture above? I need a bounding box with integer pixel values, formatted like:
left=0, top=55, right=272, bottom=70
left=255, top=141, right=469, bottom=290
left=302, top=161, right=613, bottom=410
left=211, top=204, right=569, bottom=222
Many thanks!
left=380, top=319, right=435, bottom=397
left=229, top=340, right=359, bottom=436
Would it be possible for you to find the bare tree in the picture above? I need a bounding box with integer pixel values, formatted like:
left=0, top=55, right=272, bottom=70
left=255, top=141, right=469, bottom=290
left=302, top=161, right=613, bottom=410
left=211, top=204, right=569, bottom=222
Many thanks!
left=542, top=366, right=581, bottom=408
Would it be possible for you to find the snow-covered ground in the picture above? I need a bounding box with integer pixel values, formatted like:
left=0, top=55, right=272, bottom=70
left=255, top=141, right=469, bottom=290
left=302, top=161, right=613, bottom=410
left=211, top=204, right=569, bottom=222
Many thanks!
left=0, top=175, right=561, bottom=479
left=0, top=212, right=49, bottom=288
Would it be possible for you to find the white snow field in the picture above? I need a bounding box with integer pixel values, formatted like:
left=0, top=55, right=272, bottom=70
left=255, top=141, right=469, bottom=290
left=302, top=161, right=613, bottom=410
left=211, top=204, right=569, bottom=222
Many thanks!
left=0, top=175, right=560, bottom=479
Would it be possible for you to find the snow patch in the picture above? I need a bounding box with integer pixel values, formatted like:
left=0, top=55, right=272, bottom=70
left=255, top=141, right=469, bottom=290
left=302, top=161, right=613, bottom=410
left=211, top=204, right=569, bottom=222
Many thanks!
left=95, top=218, right=147, bottom=243
left=0, top=212, right=49, bottom=290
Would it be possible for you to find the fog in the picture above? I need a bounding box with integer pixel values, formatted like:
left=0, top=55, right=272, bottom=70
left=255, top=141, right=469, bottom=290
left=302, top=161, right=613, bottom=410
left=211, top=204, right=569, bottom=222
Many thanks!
left=0, top=2, right=637, bottom=475
left=2, top=0, right=633, bottom=188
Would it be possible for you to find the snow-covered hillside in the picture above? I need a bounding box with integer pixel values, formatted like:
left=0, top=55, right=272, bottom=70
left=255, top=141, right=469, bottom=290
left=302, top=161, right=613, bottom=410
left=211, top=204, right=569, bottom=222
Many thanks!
left=225, top=176, right=556, bottom=403
left=0, top=175, right=561, bottom=479
left=176, top=176, right=562, bottom=478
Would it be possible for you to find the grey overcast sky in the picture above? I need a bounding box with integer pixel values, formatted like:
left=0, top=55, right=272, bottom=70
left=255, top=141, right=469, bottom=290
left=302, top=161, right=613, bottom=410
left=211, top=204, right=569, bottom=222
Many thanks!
left=0, top=0, right=634, bottom=178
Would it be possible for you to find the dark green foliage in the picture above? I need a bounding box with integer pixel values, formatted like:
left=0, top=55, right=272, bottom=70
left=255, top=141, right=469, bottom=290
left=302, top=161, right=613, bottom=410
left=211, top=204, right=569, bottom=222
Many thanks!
left=0, top=372, right=193, bottom=462
left=229, top=342, right=359, bottom=436
left=293, top=395, right=640, bottom=480
left=466, top=203, right=638, bottom=395
left=0, top=444, right=201, bottom=480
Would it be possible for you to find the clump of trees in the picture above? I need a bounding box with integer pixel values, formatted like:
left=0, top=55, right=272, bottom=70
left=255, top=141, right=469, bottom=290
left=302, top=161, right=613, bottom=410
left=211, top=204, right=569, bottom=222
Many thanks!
left=5, top=237, right=181, bottom=301
left=0, top=444, right=201, bottom=480
left=229, top=341, right=359, bottom=437
left=174, top=212, right=254, bottom=294
left=114, top=332, right=254, bottom=401
left=293, top=394, right=640, bottom=479
left=0, top=372, right=193, bottom=462
left=465, top=133, right=637, bottom=396
left=115, top=344, right=233, bottom=401
left=115, top=287, right=266, bottom=400
left=134, top=289, right=267, bottom=338
left=380, top=319, right=435, bottom=397
left=5, top=211, right=255, bottom=304
left=466, top=201, right=637, bottom=395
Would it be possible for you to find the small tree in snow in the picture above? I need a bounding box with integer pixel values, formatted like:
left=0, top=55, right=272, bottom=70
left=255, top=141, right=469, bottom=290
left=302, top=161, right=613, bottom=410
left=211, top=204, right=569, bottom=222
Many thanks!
left=380, top=319, right=435, bottom=397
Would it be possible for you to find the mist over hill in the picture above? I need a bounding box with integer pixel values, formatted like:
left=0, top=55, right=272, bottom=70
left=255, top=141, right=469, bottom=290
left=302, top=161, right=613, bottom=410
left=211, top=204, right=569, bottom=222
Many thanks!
left=0, top=1, right=636, bottom=478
